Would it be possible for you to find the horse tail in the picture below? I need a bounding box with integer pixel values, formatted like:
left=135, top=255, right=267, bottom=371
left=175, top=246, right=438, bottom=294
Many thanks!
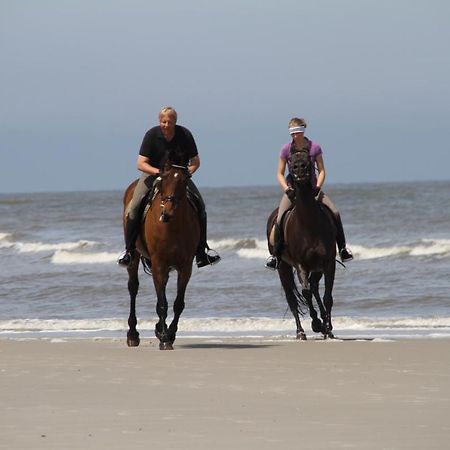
left=291, top=275, right=308, bottom=316
left=279, top=264, right=308, bottom=316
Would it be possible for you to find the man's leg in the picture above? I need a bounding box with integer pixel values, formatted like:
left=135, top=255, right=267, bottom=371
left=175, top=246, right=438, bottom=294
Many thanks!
left=118, top=175, right=156, bottom=266
left=187, top=180, right=221, bottom=268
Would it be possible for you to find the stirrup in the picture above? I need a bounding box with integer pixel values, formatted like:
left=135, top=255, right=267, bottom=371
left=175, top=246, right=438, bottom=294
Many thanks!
left=117, top=250, right=133, bottom=267
left=196, top=249, right=221, bottom=268
left=339, top=247, right=354, bottom=262
left=141, top=256, right=152, bottom=276
left=265, top=255, right=279, bottom=271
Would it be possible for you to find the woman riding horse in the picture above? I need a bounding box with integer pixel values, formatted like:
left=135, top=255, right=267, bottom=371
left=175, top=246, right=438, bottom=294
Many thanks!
left=267, top=147, right=338, bottom=339
left=266, top=117, right=353, bottom=270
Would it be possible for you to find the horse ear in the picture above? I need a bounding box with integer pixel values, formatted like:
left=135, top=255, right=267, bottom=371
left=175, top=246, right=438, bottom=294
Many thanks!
left=163, top=160, right=171, bottom=173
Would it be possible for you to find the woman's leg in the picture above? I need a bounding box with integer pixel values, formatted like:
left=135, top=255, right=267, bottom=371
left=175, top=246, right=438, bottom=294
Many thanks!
left=319, top=193, right=353, bottom=261
left=266, top=193, right=293, bottom=269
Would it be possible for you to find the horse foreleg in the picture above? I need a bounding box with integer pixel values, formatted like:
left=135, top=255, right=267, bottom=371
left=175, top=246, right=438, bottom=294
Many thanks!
left=168, top=266, right=192, bottom=345
left=278, top=262, right=306, bottom=340
left=322, top=264, right=336, bottom=339
left=126, top=257, right=140, bottom=347
left=310, top=272, right=328, bottom=337
left=153, top=269, right=172, bottom=350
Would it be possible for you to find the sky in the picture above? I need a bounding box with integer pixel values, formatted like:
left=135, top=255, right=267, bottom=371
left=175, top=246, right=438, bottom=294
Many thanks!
left=1, top=0, right=449, bottom=193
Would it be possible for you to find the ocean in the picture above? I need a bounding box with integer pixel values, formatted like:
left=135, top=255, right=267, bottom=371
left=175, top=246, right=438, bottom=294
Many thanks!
left=1, top=180, right=449, bottom=341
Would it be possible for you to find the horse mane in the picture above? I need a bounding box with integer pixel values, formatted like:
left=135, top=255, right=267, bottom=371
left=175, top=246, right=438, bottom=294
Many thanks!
left=161, top=150, right=189, bottom=170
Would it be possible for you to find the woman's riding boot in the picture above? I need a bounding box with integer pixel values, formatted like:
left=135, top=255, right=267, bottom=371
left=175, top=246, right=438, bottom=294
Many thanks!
left=196, top=215, right=221, bottom=268
left=334, top=215, right=353, bottom=262
left=118, top=217, right=140, bottom=266
left=265, top=223, right=283, bottom=270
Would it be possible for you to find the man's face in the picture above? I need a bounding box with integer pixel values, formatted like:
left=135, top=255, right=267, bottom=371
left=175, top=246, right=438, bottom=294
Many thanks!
left=159, top=113, right=176, bottom=139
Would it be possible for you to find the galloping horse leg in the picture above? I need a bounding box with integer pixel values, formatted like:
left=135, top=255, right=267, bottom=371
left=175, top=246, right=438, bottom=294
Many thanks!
left=167, top=265, right=192, bottom=345
left=152, top=268, right=173, bottom=350
left=126, top=255, right=141, bottom=347
left=309, top=272, right=328, bottom=337
left=322, top=265, right=336, bottom=339
left=278, top=262, right=306, bottom=340
left=297, top=267, right=323, bottom=336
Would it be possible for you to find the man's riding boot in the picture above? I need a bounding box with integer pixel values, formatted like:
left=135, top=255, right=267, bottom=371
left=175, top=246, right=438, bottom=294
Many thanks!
left=118, top=217, right=141, bottom=267
left=335, top=216, right=353, bottom=262
left=196, top=215, right=221, bottom=268
left=265, top=223, right=283, bottom=270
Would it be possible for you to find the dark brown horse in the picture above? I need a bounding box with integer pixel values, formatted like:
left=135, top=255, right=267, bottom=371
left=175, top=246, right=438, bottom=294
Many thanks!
left=123, top=161, right=200, bottom=350
left=267, top=149, right=337, bottom=340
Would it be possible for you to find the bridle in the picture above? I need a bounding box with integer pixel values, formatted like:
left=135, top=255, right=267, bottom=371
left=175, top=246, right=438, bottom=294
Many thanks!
left=289, top=149, right=312, bottom=184
left=159, top=164, right=189, bottom=222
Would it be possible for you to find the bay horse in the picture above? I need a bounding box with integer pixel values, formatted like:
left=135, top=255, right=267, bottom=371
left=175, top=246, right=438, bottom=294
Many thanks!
left=267, top=149, right=337, bottom=340
left=123, top=160, right=200, bottom=350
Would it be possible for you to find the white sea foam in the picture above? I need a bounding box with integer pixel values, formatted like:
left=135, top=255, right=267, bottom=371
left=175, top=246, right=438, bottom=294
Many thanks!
left=2, top=235, right=449, bottom=263
left=2, top=316, right=450, bottom=336
left=8, top=239, right=96, bottom=253
left=52, top=250, right=118, bottom=264
left=0, top=232, right=14, bottom=249
left=229, top=238, right=450, bottom=260
left=410, top=239, right=450, bottom=256
left=352, top=239, right=450, bottom=260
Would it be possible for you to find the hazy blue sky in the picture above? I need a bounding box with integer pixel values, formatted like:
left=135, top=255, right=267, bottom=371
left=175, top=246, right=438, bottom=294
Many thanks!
left=1, top=0, right=449, bottom=193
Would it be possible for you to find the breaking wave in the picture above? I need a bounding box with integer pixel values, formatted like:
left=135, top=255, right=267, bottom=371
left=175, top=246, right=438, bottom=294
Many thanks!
left=2, top=231, right=449, bottom=265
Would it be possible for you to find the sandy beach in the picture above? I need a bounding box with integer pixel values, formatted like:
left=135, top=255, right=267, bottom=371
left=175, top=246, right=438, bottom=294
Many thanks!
left=1, top=337, right=449, bottom=449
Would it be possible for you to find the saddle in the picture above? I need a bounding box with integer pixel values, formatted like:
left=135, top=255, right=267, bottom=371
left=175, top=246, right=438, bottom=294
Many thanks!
left=277, top=199, right=334, bottom=249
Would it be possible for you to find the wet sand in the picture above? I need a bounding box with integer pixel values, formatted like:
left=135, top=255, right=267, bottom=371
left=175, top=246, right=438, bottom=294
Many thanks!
left=1, top=337, right=449, bottom=449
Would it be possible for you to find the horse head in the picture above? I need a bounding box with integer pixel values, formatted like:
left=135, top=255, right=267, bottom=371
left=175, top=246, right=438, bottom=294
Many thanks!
left=159, top=161, right=190, bottom=223
left=289, top=149, right=312, bottom=186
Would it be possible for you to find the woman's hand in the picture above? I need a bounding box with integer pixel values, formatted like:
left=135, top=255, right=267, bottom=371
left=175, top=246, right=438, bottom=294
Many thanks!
left=285, top=187, right=295, bottom=201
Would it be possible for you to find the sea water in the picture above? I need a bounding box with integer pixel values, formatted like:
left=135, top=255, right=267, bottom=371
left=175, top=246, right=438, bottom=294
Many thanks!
left=0, top=181, right=449, bottom=340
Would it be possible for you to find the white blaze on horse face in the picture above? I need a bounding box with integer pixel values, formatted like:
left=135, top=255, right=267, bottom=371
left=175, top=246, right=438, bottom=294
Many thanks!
left=174, top=173, right=179, bottom=178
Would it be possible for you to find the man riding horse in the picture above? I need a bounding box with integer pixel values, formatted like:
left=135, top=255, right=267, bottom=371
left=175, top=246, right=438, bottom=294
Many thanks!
left=118, top=106, right=221, bottom=269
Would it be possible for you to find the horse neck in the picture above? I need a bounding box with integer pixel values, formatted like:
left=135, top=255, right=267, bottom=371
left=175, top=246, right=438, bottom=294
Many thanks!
left=293, top=184, right=322, bottom=229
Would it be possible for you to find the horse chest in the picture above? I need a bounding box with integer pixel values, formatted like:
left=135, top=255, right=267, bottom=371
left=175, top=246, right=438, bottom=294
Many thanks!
left=285, top=239, right=328, bottom=271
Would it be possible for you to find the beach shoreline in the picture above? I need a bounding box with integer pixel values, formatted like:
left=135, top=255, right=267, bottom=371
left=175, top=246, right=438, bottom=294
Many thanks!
left=1, top=337, right=449, bottom=449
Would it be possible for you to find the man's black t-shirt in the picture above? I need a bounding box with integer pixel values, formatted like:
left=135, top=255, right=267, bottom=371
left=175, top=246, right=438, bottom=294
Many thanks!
left=139, top=125, right=198, bottom=168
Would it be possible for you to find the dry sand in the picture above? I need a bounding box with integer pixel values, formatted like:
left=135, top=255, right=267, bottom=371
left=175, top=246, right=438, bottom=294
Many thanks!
left=1, top=337, right=449, bottom=449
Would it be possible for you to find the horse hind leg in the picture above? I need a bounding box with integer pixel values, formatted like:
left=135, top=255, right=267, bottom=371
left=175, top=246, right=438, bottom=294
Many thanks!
left=322, top=268, right=336, bottom=339
left=126, top=256, right=141, bottom=347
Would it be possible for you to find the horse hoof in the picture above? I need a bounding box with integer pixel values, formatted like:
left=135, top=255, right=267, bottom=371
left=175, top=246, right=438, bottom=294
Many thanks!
left=159, top=342, right=174, bottom=350
left=296, top=332, right=307, bottom=340
left=127, top=337, right=140, bottom=347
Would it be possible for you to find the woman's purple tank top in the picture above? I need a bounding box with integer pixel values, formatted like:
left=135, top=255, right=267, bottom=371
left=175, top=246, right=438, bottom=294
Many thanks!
left=280, top=139, right=322, bottom=186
